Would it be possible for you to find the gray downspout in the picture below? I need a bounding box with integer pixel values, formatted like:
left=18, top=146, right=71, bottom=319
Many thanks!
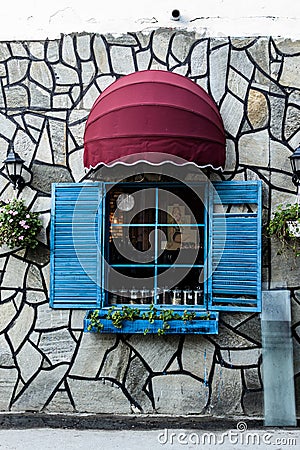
left=261, top=290, right=297, bottom=426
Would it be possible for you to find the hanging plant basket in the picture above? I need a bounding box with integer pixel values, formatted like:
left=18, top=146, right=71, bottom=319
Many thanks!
left=267, top=202, right=300, bottom=256
left=0, top=198, right=42, bottom=250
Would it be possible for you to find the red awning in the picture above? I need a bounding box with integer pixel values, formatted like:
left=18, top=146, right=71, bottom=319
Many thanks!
left=83, top=70, right=226, bottom=170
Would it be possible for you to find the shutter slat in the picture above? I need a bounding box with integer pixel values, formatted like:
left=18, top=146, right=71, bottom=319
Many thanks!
left=209, top=181, right=262, bottom=312
left=50, top=183, right=101, bottom=309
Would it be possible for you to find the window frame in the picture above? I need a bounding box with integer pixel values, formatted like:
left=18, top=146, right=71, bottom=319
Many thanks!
left=100, top=180, right=209, bottom=313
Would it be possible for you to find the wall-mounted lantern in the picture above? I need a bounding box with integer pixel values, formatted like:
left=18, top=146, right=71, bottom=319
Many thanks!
left=289, top=144, right=300, bottom=186
left=3, top=147, right=31, bottom=192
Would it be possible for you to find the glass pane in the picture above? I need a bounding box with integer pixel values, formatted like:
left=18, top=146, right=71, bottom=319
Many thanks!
left=106, top=266, right=155, bottom=305
left=158, top=185, right=205, bottom=225
left=157, top=226, right=204, bottom=266
left=107, top=185, right=156, bottom=225
left=108, top=225, right=155, bottom=264
left=157, top=267, right=205, bottom=307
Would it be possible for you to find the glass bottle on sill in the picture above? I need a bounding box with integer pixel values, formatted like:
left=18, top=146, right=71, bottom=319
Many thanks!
left=119, top=287, right=128, bottom=304
left=140, top=287, right=149, bottom=304
left=194, top=286, right=203, bottom=305
left=155, top=287, right=162, bottom=304
left=130, top=287, right=138, bottom=304
left=161, top=287, right=171, bottom=304
left=183, top=287, right=193, bottom=305
left=172, top=287, right=182, bottom=305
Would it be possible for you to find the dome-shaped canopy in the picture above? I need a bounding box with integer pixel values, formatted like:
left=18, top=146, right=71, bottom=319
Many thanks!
left=83, top=70, right=226, bottom=170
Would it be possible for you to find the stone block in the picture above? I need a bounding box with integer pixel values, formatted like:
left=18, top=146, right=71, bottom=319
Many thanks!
left=100, top=341, right=131, bottom=382
left=16, top=341, right=43, bottom=382
left=125, top=356, right=153, bottom=413
left=280, top=55, right=300, bottom=89
left=210, top=365, right=243, bottom=414
left=39, top=329, right=76, bottom=364
left=152, top=374, right=209, bottom=414
left=0, top=334, right=14, bottom=366
left=128, top=335, right=179, bottom=372
left=172, top=32, right=196, bottom=63
left=68, top=378, right=131, bottom=414
left=81, top=83, right=99, bottom=110
left=181, top=335, right=215, bottom=382
left=70, top=310, right=86, bottom=330
left=81, top=61, right=96, bottom=85
left=35, top=304, right=70, bottom=330
left=0, top=43, right=10, bottom=62
left=220, top=348, right=261, bottom=367
left=93, top=36, right=110, bottom=74
left=76, top=34, right=91, bottom=60
left=228, top=68, right=249, bottom=100
left=7, top=59, right=29, bottom=84
left=46, top=40, right=59, bottom=63
left=230, top=48, right=254, bottom=79
left=30, top=61, right=53, bottom=90
left=247, top=89, right=269, bottom=129
left=209, top=42, right=229, bottom=103
left=136, top=50, right=151, bottom=71
left=244, top=367, right=262, bottom=390
left=152, top=29, right=174, bottom=64
left=190, top=40, right=208, bottom=77
left=4, top=84, right=29, bottom=109
left=0, top=368, right=18, bottom=410
left=220, top=92, right=244, bottom=137
left=27, top=42, right=45, bottom=60
left=211, top=322, right=257, bottom=349
left=52, top=63, right=79, bottom=85
left=0, top=112, right=17, bottom=140
left=8, top=303, right=35, bottom=352
left=12, top=364, right=68, bottom=412
left=70, top=333, right=116, bottom=378
left=269, top=241, right=300, bottom=289
left=110, top=46, right=135, bottom=75
left=62, top=35, right=77, bottom=67
left=68, top=148, right=85, bottom=182
left=239, top=130, right=269, bottom=167
left=44, top=390, right=74, bottom=412
left=0, top=298, right=18, bottom=333
left=243, top=390, right=263, bottom=415
left=31, top=163, right=72, bottom=194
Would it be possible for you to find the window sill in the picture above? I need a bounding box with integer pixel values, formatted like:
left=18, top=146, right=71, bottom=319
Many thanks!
left=84, top=311, right=219, bottom=335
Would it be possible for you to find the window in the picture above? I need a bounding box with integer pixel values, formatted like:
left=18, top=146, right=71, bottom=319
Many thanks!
left=105, top=181, right=206, bottom=309
left=50, top=180, right=262, bottom=334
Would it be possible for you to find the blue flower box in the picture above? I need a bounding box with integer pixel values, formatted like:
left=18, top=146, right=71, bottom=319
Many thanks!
left=84, top=311, right=219, bottom=334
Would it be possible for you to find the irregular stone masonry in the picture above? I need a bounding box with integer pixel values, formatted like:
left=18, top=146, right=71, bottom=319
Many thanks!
left=0, top=30, right=299, bottom=415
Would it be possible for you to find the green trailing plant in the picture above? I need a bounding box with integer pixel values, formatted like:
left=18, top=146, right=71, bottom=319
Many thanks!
left=0, top=198, right=42, bottom=250
left=87, top=304, right=206, bottom=336
left=267, top=202, right=300, bottom=256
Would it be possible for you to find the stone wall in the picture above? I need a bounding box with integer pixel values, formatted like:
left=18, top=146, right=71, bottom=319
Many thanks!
left=0, top=30, right=299, bottom=416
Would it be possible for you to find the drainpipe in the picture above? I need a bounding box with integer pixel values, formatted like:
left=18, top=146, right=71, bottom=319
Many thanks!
left=261, top=290, right=296, bottom=426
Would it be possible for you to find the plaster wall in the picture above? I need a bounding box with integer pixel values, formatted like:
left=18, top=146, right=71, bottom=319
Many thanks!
left=0, top=30, right=299, bottom=417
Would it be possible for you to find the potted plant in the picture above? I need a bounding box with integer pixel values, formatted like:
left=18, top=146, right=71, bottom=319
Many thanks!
left=0, top=198, right=42, bottom=250
left=267, top=202, right=300, bottom=256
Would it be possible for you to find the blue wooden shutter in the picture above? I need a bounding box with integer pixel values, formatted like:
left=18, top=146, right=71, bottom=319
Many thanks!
left=50, top=183, right=102, bottom=309
left=208, top=181, right=262, bottom=312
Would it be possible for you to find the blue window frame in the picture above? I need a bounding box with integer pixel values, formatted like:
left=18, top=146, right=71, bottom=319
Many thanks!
left=50, top=180, right=262, bottom=333
left=103, top=181, right=207, bottom=310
